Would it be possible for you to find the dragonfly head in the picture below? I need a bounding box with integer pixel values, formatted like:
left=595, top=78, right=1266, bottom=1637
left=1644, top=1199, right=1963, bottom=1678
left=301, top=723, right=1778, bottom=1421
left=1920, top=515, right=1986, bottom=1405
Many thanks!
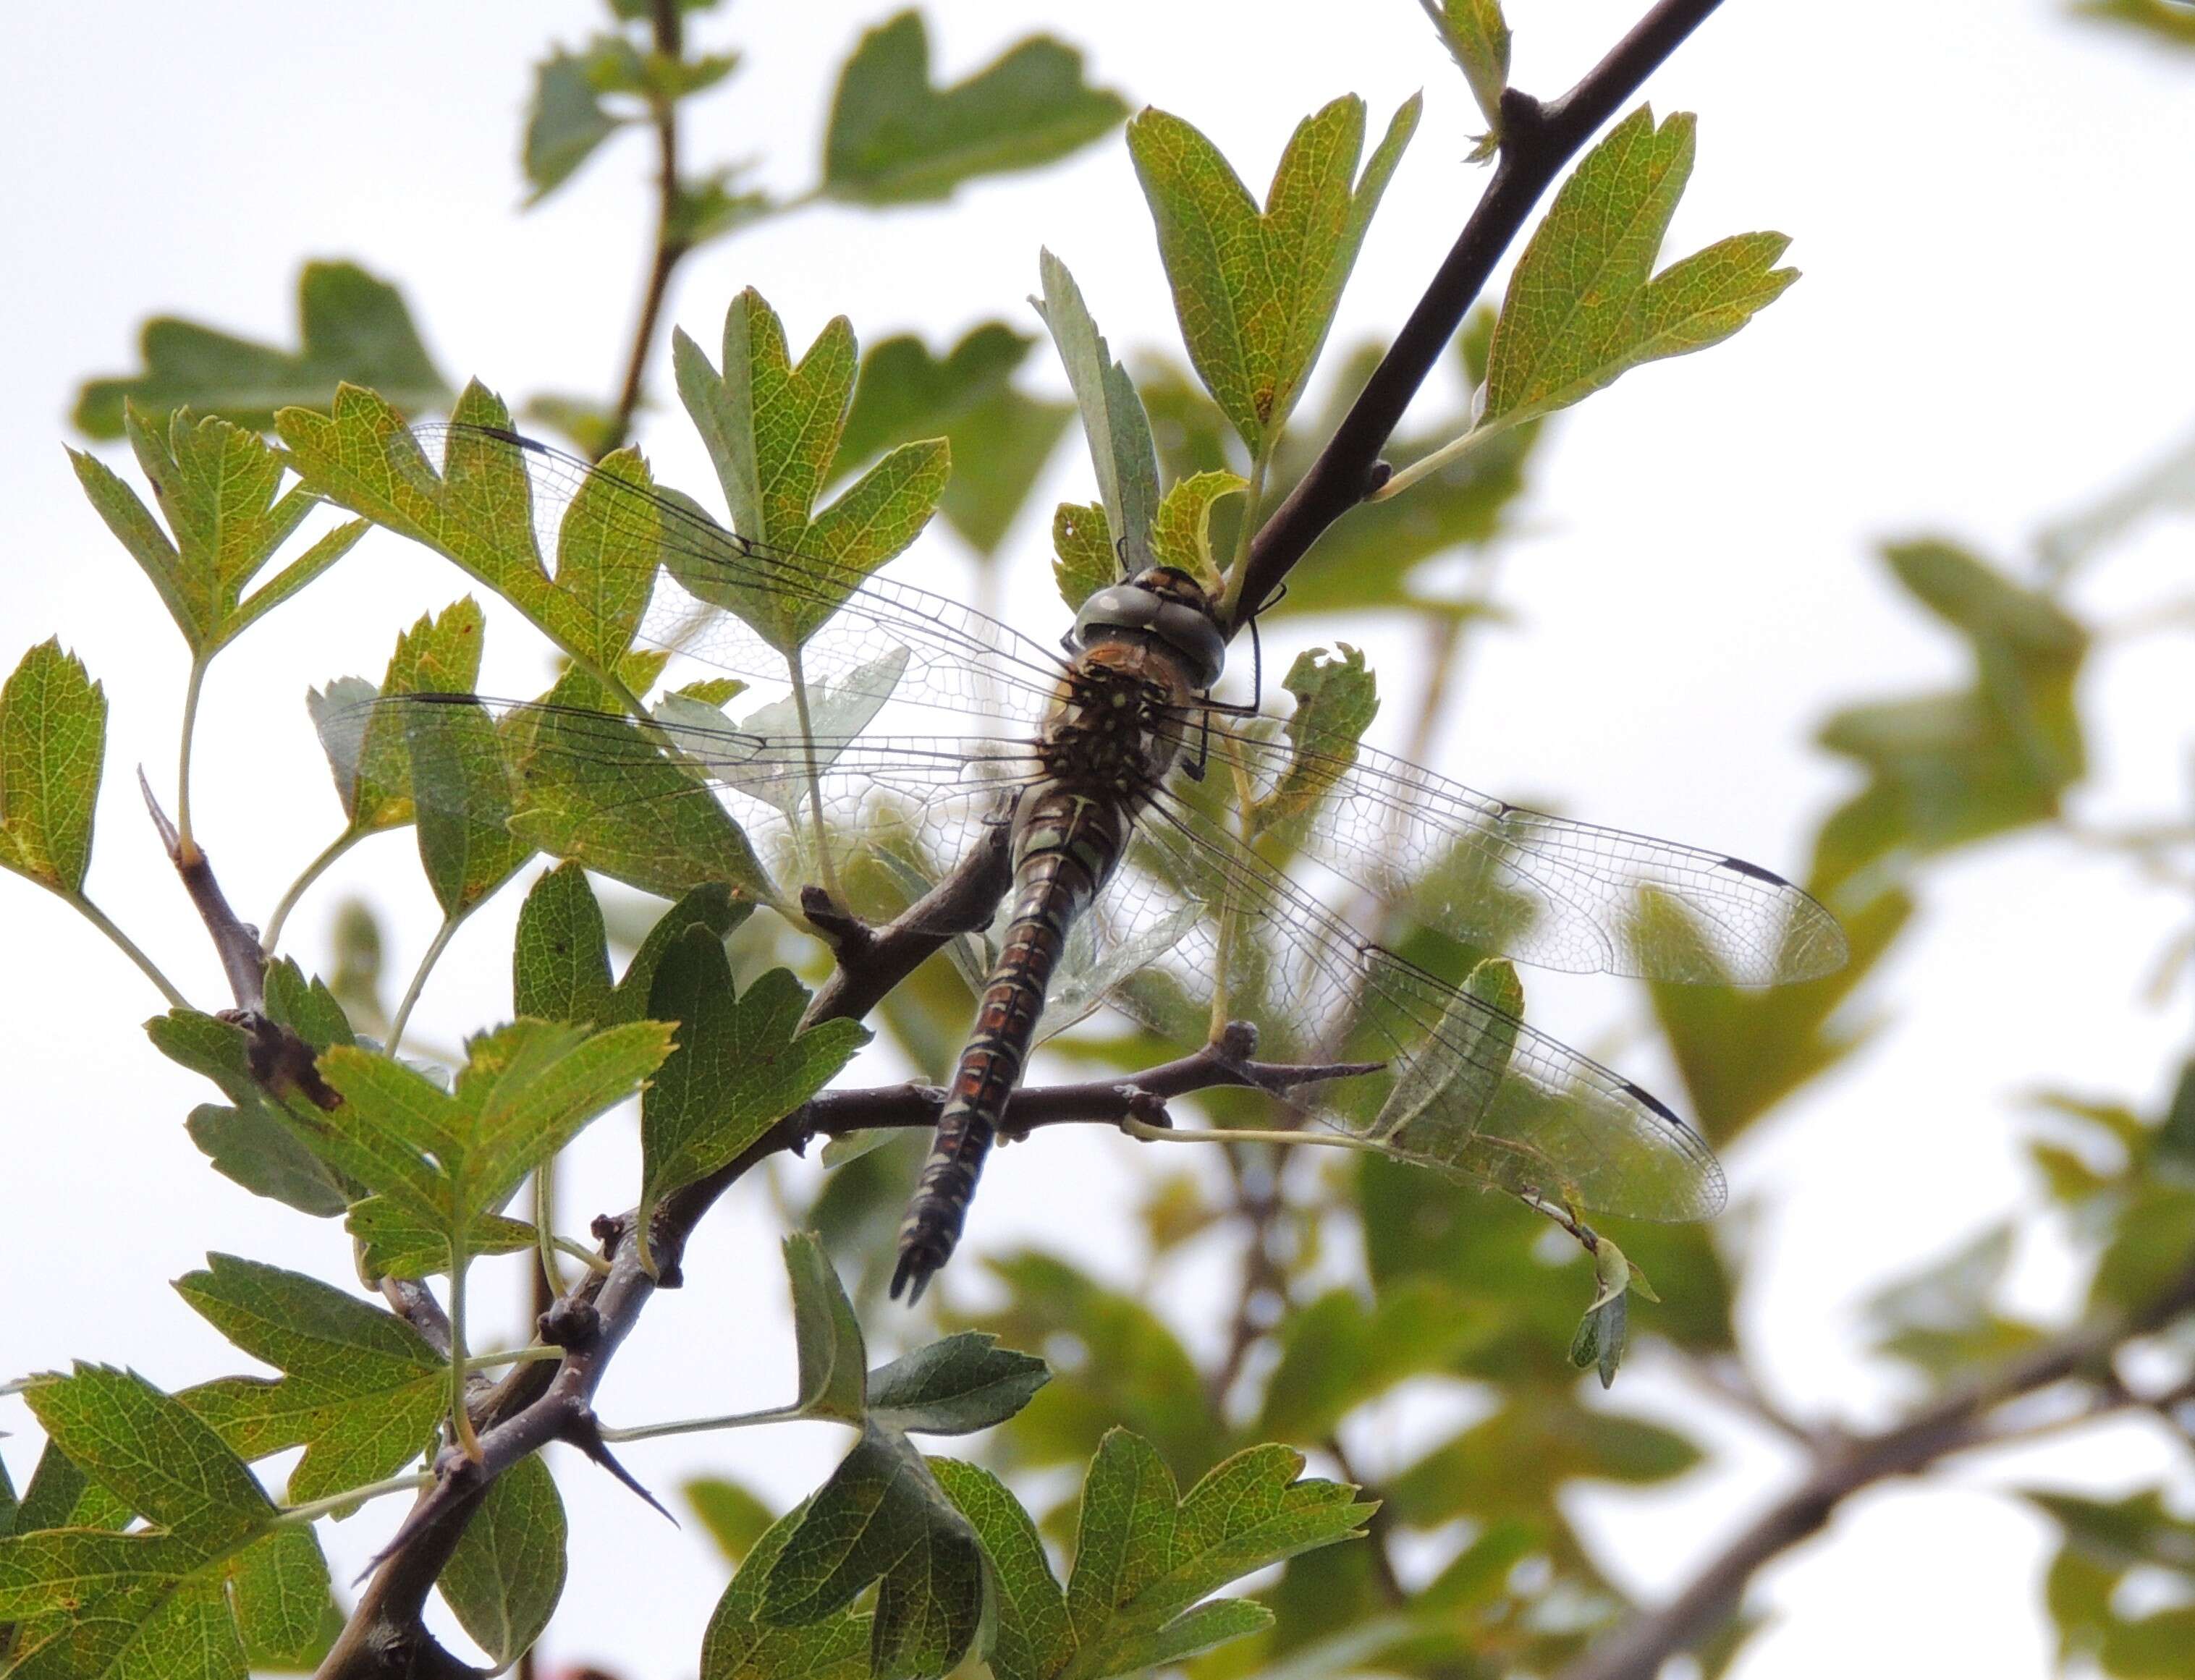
left=1073, top=566, right=1227, bottom=690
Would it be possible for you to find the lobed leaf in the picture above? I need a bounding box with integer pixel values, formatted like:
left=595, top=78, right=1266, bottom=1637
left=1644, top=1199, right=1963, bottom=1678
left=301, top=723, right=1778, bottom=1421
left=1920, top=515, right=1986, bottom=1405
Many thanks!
left=702, top=1501, right=872, bottom=1680
left=1052, top=501, right=1116, bottom=612
left=174, top=1255, right=446, bottom=1506
left=1481, top=106, right=1797, bottom=430
left=1245, top=645, right=1378, bottom=840
left=1129, top=96, right=1419, bottom=455
left=1418, top=0, right=1511, bottom=135
left=782, top=1231, right=870, bottom=1424
left=823, top=12, right=1127, bottom=204
left=512, top=860, right=616, bottom=1026
left=75, top=260, right=450, bottom=439
left=1147, top=470, right=1244, bottom=593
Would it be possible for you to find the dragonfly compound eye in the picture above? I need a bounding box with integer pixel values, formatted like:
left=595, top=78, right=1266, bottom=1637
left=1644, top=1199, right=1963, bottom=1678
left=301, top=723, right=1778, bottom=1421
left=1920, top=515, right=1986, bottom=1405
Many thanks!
left=1073, top=582, right=1227, bottom=690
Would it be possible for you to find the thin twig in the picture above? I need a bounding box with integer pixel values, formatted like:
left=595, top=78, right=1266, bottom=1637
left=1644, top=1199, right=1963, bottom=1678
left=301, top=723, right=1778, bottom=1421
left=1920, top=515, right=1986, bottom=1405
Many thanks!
left=1557, top=1260, right=2195, bottom=1680
left=139, top=768, right=266, bottom=1009
left=599, top=0, right=690, bottom=458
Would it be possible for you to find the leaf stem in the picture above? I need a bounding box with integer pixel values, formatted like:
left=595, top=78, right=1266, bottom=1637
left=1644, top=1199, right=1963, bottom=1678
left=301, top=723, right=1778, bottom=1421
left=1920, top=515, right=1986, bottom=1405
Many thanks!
left=601, top=0, right=690, bottom=458
left=785, top=646, right=849, bottom=911
left=1366, top=414, right=1516, bottom=504
left=387, top=909, right=466, bottom=1055
left=275, top=1469, right=436, bottom=1527
left=447, top=1239, right=483, bottom=1461
left=64, top=891, right=190, bottom=1009
left=464, top=1344, right=569, bottom=1374
left=535, top=1160, right=569, bottom=1296
left=598, top=1402, right=805, bottom=1445
left=262, top=828, right=365, bottom=956
left=174, top=655, right=208, bottom=857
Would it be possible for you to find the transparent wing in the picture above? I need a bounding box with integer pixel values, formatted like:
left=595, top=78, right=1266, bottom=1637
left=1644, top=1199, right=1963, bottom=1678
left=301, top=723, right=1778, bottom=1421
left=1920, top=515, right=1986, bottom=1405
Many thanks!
left=1196, top=722, right=1846, bottom=987
left=397, top=422, right=1074, bottom=729
left=1083, top=785, right=1726, bottom=1223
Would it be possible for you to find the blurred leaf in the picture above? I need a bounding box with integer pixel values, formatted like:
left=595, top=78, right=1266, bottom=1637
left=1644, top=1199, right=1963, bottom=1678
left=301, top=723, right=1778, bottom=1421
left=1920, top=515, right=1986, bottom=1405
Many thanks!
left=2037, top=1486, right=2195, bottom=1676
left=174, top=1254, right=445, bottom=1506
left=1480, top=106, right=1795, bottom=431
left=1650, top=878, right=1908, bottom=1143
left=823, top=12, right=1127, bottom=204
left=0, top=640, right=105, bottom=897
left=524, top=44, right=629, bottom=203
left=832, top=323, right=1070, bottom=555
left=1817, top=540, right=2087, bottom=889
left=1247, top=645, right=1378, bottom=839
left=936, top=1432, right=1370, bottom=1680
left=1129, top=96, right=1418, bottom=457
left=2071, top=0, right=2195, bottom=50
left=973, top=1250, right=1225, bottom=1482
left=1256, top=1281, right=1487, bottom=1441
left=672, top=164, right=778, bottom=247
left=702, top=1500, right=871, bottom=1680
left=70, top=408, right=364, bottom=659
left=1418, top=0, right=1512, bottom=134
left=507, top=668, right=777, bottom=902
left=1864, top=1224, right=2045, bottom=1383
left=76, top=261, right=451, bottom=438
left=1568, top=1236, right=1641, bottom=1388
left=2160, top=1058, right=2195, bottom=1174
left=0, top=1366, right=331, bottom=1676
left=638, top=938, right=866, bottom=1263
left=2092, top=1187, right=2195, bottom=1314
left=1053, top=501, right=1117, bottom=611
left=439, top=1453, right=567, bottom=1668
left=514, top=860, right=616, bottom=1025
left=404, top=693, right=532, bottom=917
left=1387, top=1396, right=1701, bottom=1526
left=673, top=291, right=948, bottom=653
left=301, top=1017, right=672, bottom=1279
left=687, top=1475, right=776, bottom=1569
left=280, top=381, right=656, bottom=671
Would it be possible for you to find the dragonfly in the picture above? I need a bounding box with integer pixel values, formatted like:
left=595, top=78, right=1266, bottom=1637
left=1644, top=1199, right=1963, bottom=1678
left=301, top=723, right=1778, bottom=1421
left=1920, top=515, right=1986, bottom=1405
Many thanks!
left=335, top=421, right=1848, bottom=1303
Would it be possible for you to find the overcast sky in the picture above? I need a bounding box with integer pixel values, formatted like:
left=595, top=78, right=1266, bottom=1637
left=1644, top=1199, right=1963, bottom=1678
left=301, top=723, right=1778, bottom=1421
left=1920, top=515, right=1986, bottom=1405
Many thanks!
left=4, top=2, right=2193, bottom=1673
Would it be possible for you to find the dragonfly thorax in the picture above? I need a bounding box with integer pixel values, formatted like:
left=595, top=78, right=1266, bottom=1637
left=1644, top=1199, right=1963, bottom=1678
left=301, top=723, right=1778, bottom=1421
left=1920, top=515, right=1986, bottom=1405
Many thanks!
left=1071, top=567, right=1226, bottom=692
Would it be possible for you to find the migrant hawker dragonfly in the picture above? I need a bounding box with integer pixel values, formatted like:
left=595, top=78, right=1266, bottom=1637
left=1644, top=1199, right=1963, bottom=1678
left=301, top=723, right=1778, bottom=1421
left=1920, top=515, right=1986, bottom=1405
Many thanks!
left=331, top=420, right=1848, bottom=1302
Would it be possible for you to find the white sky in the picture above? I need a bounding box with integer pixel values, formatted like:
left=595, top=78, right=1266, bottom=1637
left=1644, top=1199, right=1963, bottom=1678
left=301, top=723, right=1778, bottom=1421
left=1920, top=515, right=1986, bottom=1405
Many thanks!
left=3, top=1, right=2193, bottom=1673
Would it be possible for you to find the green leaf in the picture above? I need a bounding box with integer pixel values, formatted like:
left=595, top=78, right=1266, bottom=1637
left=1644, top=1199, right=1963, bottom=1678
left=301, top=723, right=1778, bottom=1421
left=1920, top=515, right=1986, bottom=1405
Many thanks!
left=0, top=640, right=106, bottom=896
left=823, top=12, right=1127, bottom=204
left=759, top=1422, right=990, bottom=1680
left=1387, top=1399, right=1701, bottom=1525
left=1568, top=1238, right=1636, bottom=1388
left=702, top=1501, right=873, bottom=1680
left=1129, top=96, right=1419, bottom=455
left=279, top=381, right=658, bottom=671
left=935, top=1432, right=1368, bottom=1680
left=1052, top=501, right=1117, bottom=612
left=1148, top=470, right=1244, bottom=594
left=405, top=693, right=532, bottom=917
left=1256, top=1282, right=1486, bottom=1443
left=513, top=861, right=616, bottom=1024
left=524, top=46, right=627, bottom=203
left=310, top=597, right=487, bottom=836
left=439, top=1453, right=567, bottom=1668
left=780, top=1232, right=870, bottom=1424
left=1418, top=0, right=1511, bottom=135
left=506, top=669, right=777, bottom=902
left=2071, top=0, right=2195, bottom=51
left=72, top=407, right=364, bottom=660
left=831, top=324, right=1071, bottom=556
left=1481, top=107, right=1796, bottom=430
left=347, top=1200, right=538, bottom=1281
left=0, top=1369, right=335, bottom=1679
left=152, top=1007, right=363, bottom=1217
left=75, top=261, right=452, bottom=439
left=687, top=1476, right=777, bottom=1569
left=638, top=936, right=867, bottom=1260
left=1814, top=540, right=2087, bottom=889
left=672, top=292, right=950, bottom=653
left=1033, top=251, right=1162, bottom=565
left=606, top=881, right=751, bottom=1024
left=303, top=1017, right=672, bottom=1266
left=868, top=1333, right=1050, bottom=1436
left=174, top=1255, right=446, bottom=1506
left=1245, top=645, right=1378, bottom=839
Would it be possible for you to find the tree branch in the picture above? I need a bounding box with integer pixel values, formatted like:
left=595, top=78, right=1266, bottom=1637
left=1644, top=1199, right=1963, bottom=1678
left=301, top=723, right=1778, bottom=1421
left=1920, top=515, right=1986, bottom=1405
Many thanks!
left=139, top=768, right=266, bottom=1010
left=1227, top=0, right=1729, bottom=633
left=314, top=1022, right=1369, bottom=1676
left=1557, top=1260, right=2195, bottom=1680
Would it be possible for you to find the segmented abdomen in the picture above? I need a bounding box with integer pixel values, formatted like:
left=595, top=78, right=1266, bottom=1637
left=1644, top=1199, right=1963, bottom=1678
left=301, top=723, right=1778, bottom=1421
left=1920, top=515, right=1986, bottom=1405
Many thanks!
left=890, top=787, right=1129, bottom=1302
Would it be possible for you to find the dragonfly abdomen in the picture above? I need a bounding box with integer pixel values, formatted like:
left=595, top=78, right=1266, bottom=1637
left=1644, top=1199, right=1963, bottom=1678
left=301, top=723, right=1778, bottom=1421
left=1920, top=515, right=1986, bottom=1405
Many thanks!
left=891, top=786, right=1131, bottom=1302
